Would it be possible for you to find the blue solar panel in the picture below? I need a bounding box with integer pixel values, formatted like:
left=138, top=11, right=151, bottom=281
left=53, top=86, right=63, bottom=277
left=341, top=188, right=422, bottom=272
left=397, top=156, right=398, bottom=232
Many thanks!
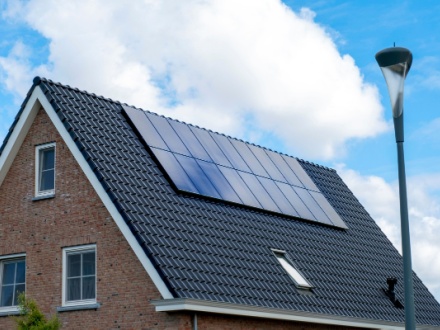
left=123, top=105, right=347, bottom=229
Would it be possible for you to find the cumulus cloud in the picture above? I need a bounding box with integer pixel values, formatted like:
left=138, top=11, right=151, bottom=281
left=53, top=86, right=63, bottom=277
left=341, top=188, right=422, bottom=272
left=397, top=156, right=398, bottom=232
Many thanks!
left=0, top=41, right=37, bottom=101
left=1, top=0, right=439, bottom=304
left=337, top=164, right=440, bottom=299
left=0, top=0, right=387, bottom=160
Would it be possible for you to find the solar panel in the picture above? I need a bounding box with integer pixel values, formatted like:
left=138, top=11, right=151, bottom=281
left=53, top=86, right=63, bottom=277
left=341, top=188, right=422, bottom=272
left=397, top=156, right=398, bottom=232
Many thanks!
left=123, top=105, right=347, bottom=229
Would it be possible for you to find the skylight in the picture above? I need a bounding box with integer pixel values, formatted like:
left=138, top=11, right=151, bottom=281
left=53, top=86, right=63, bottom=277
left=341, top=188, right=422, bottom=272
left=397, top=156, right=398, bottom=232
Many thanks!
left=273, top=251, right=312, bottom=289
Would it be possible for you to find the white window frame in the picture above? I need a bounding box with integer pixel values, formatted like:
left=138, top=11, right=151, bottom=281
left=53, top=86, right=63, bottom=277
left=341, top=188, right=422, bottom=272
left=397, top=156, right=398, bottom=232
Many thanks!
left=0, top=253, right=26, bottom=313
left=62, top=245, right=97, bottom=307
left=271, top=249, right=312, bottom=290
left=35, top=142, right=56, bottom=197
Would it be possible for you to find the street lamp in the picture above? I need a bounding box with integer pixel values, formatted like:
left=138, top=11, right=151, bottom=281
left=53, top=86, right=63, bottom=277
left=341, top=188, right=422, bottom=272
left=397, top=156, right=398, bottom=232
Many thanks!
left=375, top=47, right=415, bottom=330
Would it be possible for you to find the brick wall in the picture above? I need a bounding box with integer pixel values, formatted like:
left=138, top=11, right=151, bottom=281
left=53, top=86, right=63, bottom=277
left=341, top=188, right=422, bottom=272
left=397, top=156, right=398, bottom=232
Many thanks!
left=0, top=107, right=192, bottom=329
left=0, top=106, right=366, bottom=329
left=195, top=312, right=366, bottom=330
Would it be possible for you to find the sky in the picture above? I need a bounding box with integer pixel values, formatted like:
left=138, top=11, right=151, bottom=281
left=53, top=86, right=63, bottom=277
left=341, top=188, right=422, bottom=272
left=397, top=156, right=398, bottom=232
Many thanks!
left=1, top=0, right=440, bottom=304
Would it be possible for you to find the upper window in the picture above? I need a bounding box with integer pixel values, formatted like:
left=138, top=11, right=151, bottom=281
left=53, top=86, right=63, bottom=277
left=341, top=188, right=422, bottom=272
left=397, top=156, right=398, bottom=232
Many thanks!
left=0, top=255, right=26, bottom=311
left=35, top=143, right=56, bottom=197
left=62, top=245, right=96, bottom=306
left=273, top=250, right=312, bottom=289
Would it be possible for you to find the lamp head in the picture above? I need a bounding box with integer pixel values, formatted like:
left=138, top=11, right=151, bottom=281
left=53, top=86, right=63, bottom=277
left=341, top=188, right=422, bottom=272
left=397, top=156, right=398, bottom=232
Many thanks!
left=375, top=47, right=412, bottom=118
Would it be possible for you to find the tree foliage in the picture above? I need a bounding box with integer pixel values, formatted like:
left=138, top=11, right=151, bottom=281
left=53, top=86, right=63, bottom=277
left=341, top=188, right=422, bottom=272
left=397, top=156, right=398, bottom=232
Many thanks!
left=14, top=294, right=61, bottom=330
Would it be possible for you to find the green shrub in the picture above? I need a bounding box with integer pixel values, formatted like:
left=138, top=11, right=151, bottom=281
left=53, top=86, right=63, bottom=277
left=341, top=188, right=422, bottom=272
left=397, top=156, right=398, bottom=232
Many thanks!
left=14, top=293, right=61, bottom=330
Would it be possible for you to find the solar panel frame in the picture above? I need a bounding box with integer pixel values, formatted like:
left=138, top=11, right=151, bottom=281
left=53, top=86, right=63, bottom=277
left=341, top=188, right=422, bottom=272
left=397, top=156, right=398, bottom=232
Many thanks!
left=174, top=153, right=222, bottom=199
left=168, top=120, right=213, bottom=162
left=123, top=106, right=348, bottom=229
left=189, top=126, right=233, bottom=168
left=217, top=165, right=262, bottom=209
left=151, top=148, right=198, bottom=194
left=147, top=114, right=192, bottom=157
left=228, top=139, right=270, bottom=178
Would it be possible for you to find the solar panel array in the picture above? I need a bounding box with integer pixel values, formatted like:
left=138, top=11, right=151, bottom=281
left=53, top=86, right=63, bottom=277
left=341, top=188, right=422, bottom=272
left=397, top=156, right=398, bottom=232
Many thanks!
left=123, top=105, right=347, bottom=229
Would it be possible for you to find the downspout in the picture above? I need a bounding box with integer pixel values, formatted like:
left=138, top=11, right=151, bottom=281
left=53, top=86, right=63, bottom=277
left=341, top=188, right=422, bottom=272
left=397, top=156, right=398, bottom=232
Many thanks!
left=193, top=312, right=198, bottom=330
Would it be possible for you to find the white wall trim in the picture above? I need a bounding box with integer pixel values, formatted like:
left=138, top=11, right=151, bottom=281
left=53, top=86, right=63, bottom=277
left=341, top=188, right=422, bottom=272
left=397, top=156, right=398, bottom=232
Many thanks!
left=151, top=298, right=411, bottom=330
left=34, top=142, right=56, bottom=197
left=0, top=91, right=41, bottom=187
left=0, top=86, right=173, bottom=299
left=62, top=244, right=97, bottom=307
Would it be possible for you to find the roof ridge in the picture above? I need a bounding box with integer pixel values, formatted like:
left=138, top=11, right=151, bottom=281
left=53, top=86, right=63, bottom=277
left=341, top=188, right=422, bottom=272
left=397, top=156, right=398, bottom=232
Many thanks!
left=34, top=76, right=335, bottom=173
left=34, top=76, right=123, bottom=107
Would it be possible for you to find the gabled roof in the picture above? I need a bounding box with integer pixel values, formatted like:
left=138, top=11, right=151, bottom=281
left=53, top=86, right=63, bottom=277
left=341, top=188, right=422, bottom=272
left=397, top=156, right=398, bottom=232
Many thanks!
left=1, top=77, right=440, bottom=329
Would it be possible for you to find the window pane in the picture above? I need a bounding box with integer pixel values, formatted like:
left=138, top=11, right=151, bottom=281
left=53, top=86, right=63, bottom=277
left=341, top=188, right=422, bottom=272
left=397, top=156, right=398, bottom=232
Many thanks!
left=0, top=285, right=13, bottom=307
left=82, top=276, right=96, bottom=299
left=67, top=254, right=81, bottom=277
left=82, top=252, right=95, bottom=276
left=41, top=148, right=55, bottom=170
left=15, top=261, right=26, bottom=283
left=276, top=254, right=311, bottom=288
left=2, top=263, right=16, bottom=285
left=67, top=278, right=81, bottom=301
left=13, top=284, right=25, bottom=305
left=40, top=169, right=55, bottom=191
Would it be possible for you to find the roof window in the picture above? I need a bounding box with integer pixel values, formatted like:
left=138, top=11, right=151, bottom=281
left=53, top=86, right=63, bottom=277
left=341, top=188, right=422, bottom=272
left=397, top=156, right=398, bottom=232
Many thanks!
left=272, top=250, right=312, bottom=289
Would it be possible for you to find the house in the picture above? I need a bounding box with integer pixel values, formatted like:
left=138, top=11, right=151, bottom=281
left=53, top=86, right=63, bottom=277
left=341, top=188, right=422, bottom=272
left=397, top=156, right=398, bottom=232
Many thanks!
left=0, top=76, right=439, bottom=329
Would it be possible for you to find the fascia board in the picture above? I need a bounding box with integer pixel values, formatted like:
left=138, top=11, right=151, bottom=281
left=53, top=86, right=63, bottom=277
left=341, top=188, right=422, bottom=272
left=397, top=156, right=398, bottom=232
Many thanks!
left=1, top=86, right=173, bottom=299
left=151, top=298, right=409, bottom=330
left=0, top=91, right=41, bottom=187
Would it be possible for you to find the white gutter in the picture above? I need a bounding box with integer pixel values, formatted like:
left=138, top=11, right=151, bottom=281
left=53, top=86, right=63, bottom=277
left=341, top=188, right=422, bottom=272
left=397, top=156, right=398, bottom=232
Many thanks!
left=151, top=298, right=439, bottom=330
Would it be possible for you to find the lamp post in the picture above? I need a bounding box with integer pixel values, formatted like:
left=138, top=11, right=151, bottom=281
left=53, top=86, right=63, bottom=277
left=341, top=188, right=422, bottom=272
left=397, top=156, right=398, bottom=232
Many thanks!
left=375, top=47, right=415, bottom=330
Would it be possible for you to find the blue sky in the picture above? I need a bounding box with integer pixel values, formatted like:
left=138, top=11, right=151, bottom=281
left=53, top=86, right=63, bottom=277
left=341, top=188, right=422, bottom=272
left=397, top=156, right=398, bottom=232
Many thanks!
left=1, top=0, right=440, bottom=303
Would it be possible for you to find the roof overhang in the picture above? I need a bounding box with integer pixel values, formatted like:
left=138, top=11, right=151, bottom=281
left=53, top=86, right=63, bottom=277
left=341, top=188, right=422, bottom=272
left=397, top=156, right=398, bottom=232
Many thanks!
left=152, top=298, right=434, bottom=330
left=0, top=87, right=41, bottom=187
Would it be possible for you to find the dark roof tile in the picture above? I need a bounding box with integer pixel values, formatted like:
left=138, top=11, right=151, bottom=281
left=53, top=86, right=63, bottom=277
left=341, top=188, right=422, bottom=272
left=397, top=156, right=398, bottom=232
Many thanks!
left=4, top=77, right=438, bottom=325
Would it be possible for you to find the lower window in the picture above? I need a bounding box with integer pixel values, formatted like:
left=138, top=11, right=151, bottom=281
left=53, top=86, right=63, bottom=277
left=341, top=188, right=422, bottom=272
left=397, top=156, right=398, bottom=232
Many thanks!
left=0, top=255, right=26, bottom=310
left=63, top=245, right=96, bottom=306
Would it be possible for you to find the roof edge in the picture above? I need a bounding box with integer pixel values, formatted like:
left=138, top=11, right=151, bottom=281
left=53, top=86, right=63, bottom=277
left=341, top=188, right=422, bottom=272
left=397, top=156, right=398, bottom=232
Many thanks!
left=0, top=84, right=174, bottom=300
left=0, top=76, right=43, bottom=157
left=151, top=298, right=414, bottom=330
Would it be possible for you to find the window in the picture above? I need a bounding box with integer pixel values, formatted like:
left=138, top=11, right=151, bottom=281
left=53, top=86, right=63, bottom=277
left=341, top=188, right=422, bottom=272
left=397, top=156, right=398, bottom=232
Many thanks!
left=272, top=250, right=312, bottom=289
left=62, top=245, right=96, bottom=306
left=35, top=143, right=56, bottom=197
left=0, top=255, right=26, bottom=311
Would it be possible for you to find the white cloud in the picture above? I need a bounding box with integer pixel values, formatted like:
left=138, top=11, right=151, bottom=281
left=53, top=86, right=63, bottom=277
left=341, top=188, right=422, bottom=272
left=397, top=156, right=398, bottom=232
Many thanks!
left=1, top=0, right=387, bottom=160
left=0, top=41, right=36, bottom=101
left=337, top=164, right=440, bottom=299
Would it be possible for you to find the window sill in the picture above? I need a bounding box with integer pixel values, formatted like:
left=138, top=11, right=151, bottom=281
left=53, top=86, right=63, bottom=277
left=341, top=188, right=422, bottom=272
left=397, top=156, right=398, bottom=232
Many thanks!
left=56, top=303, right=101, bottom=312
left=0, top=308, right=20, bottom=317
left=32, top=193, right=55, bottom=201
